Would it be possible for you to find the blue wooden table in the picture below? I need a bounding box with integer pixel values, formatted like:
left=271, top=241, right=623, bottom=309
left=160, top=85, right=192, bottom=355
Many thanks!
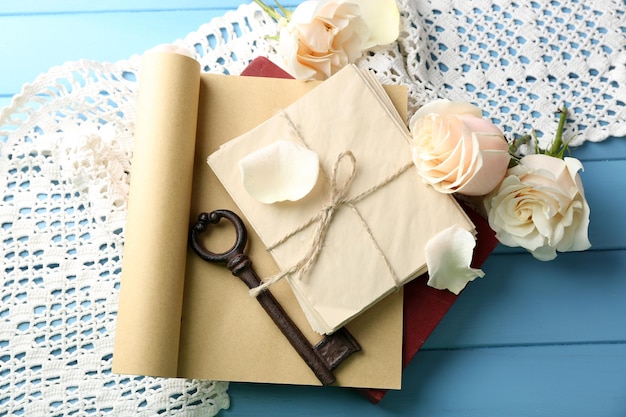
left=2, top=2, right=625, bottom=416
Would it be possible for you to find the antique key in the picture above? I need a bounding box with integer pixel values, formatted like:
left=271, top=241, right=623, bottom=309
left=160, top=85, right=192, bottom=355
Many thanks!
left=189, top=209, right=361, bottom=386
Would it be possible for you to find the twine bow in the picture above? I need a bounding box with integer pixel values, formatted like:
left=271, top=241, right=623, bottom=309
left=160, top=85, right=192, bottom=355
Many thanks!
left=249, top=148, right=413, bottom=297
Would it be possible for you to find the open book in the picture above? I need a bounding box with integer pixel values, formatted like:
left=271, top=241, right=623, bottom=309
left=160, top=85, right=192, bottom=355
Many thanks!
left=112, top=51, right=406, bottom=388
left=112, top=51, right=497, bottom=393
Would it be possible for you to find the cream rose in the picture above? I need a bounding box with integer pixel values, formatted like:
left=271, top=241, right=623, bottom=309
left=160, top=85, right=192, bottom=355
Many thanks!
left=277, top=0, right=398, bottom=80
left=484, top=154, right=591, bottom=261
left=409, top=99, right=511, bottom=196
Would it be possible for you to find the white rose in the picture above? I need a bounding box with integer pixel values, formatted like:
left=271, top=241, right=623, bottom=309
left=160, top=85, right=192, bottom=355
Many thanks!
left=484, top=154, right=591, bottom=261
left=277, top=0, right=399, bottom=80
left=409, top=99, right=511, bottom=196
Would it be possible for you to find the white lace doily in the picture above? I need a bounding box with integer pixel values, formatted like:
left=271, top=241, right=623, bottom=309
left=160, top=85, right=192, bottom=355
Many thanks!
left=1, top=1, right=624, bottom=415
left=397, top=0, right=626, bottom=147
left=0, top=59, right=230, bottom=415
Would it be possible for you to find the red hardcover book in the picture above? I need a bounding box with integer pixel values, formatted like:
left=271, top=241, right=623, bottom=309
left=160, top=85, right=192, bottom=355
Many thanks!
left=240, top=56, right=294, bottom=78
left=241, top=57, right=499, bottom=403
left=360, top=204, right=497, bottom=403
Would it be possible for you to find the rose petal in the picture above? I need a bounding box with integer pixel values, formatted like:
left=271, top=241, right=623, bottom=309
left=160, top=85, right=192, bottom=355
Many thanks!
left=425, top=225, right=484, bottom=295
left=454, top=145, right=510, bottom=195
left=239, top=140, right=320, bottom=204
left=562, top=157, right=591, bottom=252
left=279, top=0, right=369, bottom=80
left=291, top=1, right=319, bottom=24
left=529, top=244, right=559, bottom=261
left=357, top=0, right=400, bottom=49
left=410, top=100, right=482, bottom=127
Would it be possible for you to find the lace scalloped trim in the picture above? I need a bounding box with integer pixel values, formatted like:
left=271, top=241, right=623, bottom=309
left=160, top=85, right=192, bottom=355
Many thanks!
left=0, top=56, right=231, bottom=415
left=398, top=0, right=626, bottom=147
left=172, top=1, right=626, bottom=147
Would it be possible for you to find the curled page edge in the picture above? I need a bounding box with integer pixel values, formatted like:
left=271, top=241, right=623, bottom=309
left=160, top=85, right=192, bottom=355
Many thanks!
left=113, top=51, right=200, bottom=377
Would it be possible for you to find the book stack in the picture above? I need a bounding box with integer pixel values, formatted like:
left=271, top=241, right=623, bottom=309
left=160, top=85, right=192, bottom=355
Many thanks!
left=113, top=51, right=498, bottom=402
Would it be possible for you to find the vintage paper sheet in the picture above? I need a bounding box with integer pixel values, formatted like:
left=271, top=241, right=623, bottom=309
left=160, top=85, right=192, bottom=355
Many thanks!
left=208, top=65, right=475, bottom=334
left=113, top=51, right=405, bottom=388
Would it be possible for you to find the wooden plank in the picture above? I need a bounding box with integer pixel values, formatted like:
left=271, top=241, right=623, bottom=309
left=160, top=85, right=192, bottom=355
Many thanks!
left=0, top=1, right=242, bottom=14
left=226, top=343, right=626, bottom=416
left=565, top=159, right=626, bottom=250
left=0, top=97, right=11, bottom=110
left=397, top=343, right=626, bottom=416
left=0, top=10, right=234, bottom=93
left=573, top=136, right=626, bottom=161
left=424, top=250, right=626, bottom=349
left=0, top=0, right=297, bottom=15
left=2, top=3, right=625, bottom=164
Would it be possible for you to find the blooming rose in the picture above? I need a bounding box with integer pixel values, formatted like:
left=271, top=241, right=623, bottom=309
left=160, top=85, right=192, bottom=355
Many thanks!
left=409, top=99, right=511, bottom=196
left=484, top=154, right=591, bottom=261
left=277, top=0, right=399, bottom=80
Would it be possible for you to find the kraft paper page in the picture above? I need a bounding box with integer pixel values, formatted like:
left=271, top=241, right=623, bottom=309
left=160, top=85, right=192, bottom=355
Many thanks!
left=113, top=51, right=404, bottom=389
left=113, top=51, right=200, bottom=378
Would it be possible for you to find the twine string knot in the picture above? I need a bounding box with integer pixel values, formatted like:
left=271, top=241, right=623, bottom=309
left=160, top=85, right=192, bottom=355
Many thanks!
left=249, top=111, right=412, bottom=298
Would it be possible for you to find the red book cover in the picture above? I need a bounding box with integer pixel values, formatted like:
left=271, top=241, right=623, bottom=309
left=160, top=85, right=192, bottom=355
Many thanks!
left=240, top=57, right=499, bottom=403
left=360, top=204, right=497, bottom=403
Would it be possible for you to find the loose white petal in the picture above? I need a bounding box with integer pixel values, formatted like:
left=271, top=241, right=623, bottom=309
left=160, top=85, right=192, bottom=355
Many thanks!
left=425, top=225, right=484, bottom=295
left=239, top=140, right=320, bottom=204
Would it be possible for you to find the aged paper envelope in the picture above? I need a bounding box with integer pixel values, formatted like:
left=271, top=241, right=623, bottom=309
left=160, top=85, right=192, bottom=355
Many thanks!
left=208, top=65, right=475, bottom=335
left=114, top=51, right=404, bottom=388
